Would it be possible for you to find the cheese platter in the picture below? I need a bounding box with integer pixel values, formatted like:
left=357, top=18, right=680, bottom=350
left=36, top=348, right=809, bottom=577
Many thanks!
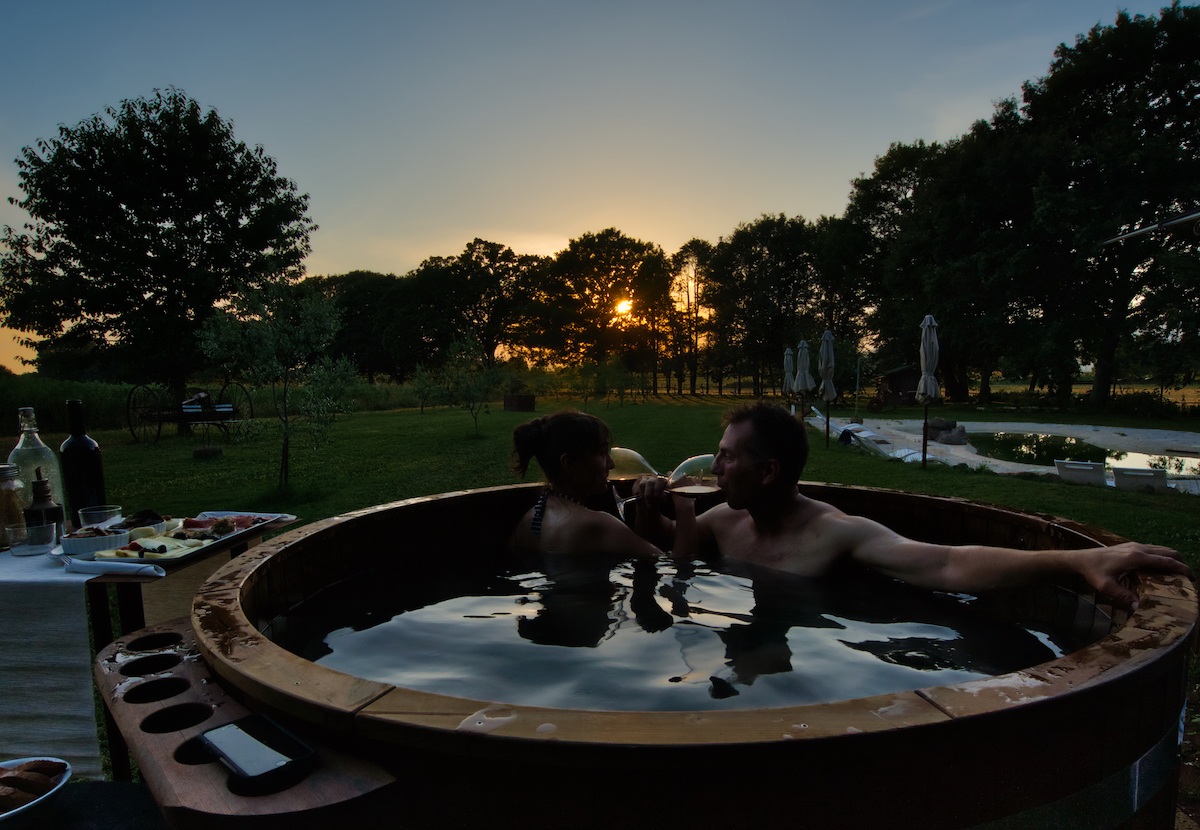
left=57, top=510, right=295, bottom=564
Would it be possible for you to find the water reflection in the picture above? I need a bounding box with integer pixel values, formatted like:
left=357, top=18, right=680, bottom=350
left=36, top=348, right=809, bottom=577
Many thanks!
left=278, top=555, right=1083, bottom=711
left=973, top=432, right=1200, bottom=475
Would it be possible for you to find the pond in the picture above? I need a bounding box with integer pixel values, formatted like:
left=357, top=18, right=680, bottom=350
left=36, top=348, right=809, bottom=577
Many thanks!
left=971, top=432, right=1200, bottom=475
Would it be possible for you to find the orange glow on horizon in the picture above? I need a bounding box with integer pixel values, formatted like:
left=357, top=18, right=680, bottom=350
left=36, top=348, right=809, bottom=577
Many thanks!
left=0, top=328, right=34, bottom=374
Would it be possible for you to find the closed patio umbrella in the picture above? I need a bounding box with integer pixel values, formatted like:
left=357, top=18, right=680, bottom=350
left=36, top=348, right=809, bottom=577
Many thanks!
left=818, top=330, right=836, bottom=447
left=783, top=347, right=795, bottom=402
left=795, top=340, right=816, bottom=411
left=916, top=314, right=940, bottom=469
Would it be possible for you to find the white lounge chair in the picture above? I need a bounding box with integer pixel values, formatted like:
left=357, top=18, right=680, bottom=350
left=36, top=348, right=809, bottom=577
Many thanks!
left=808, top=406, right=944, bottom=465
left=1054, top=459, right=1109, bottom=487
left=1112, top=467, right=1169, bottom=493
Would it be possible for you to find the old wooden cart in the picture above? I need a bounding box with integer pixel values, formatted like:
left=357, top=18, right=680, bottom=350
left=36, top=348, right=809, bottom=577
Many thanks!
left=125, top=383, right=253, bottom=444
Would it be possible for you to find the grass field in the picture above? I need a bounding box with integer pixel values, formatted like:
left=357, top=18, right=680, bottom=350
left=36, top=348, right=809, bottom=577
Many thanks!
left=86, top=394, right=1200, bottom=567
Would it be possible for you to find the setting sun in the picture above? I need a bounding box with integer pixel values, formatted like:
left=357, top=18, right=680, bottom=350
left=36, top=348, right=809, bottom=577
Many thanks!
left=615, top=300, right=632, bottom=315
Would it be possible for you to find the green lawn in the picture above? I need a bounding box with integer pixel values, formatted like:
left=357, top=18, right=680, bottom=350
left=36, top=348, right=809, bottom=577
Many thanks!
left=89, top=395, right=1200, bottom=567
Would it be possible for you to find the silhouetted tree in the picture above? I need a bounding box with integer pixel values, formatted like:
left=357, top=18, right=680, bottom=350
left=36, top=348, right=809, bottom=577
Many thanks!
left=709, top=215, right=817, bottom=396
left=200, top=280, right=347, bottom=491
left=671, top=239, right=714, bottom=394
left=535, top=228, right=668, bottom=367
left=1021, top=3, right=1200, bottom=405
left=0, top=88, right=315, bottom=399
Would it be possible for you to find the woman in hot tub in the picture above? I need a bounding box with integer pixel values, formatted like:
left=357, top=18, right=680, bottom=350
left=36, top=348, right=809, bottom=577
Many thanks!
left=507, top=409, right=696, bottom=558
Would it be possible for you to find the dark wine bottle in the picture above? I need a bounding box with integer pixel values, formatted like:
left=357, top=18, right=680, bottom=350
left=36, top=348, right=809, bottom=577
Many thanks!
left=60, top=399, right=106, bottom=527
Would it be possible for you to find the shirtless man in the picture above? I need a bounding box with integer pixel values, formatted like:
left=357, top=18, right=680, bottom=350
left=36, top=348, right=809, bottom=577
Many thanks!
left=633, top=402, right=1191, bottom=609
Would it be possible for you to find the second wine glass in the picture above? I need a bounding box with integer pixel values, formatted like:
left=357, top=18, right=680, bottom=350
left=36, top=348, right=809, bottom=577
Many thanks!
left=667, top=454, right=719, bottom=495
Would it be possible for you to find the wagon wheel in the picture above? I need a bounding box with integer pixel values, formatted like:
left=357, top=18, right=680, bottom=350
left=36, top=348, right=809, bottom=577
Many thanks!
left=126, top=384, right=164, bottom=444
left=218, top=382, right=254, bottom=440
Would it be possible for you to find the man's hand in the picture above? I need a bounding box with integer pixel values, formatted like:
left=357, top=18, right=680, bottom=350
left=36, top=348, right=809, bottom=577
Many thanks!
left=1076, top=543, right=1192, bottom=610
left=631, top=474, right=671, bottom=513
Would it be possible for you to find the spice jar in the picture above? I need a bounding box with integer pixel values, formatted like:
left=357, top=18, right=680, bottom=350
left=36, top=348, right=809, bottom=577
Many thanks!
left=0, top=463, right=25, bottom=551
left=24, top=468, right=64, bottom=544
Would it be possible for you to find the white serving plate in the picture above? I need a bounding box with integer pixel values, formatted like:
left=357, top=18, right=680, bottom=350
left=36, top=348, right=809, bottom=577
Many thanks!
left=196, top=510, right=296, bottom=523
left=77, top=510, right=294, bottom=564
left=0, top=756, right=72, bottom=825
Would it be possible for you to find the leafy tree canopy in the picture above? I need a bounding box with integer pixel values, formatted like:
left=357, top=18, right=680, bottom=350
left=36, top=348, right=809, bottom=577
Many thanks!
left=443, top=239, right=547, bottom=367
left=200, top=279, right=347, bottom=490
left=1020, top=2, right=1200, bottom=403
left=0, top=87, right=316, bottom=394
left=537, top=228, right=668, bottom=364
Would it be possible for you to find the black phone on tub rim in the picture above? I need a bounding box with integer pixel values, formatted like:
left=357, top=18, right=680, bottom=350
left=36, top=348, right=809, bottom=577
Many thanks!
left=200, top=714, right=315, bottom=790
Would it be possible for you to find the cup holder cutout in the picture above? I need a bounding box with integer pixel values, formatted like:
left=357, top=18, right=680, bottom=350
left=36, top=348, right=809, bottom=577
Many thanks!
left=140, top=703, right=212, bottom=734
left=120, top=653, right=182, bottom=677
left=123, top=676, right=191, bottom=704
left=174, top=737, right=219, bottom=766
left=126, top=631, right=185, bottom=652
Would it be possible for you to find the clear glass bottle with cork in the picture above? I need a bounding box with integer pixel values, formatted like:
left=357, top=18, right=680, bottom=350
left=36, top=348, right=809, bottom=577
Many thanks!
left=7, top=406, right=65, bottom=511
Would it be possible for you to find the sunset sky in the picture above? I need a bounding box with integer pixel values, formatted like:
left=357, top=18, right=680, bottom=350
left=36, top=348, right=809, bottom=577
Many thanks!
left=0, top=1, right=1173, bottom=372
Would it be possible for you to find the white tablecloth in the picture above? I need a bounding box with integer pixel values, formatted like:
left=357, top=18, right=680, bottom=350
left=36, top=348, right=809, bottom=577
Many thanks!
left=0, top=550, right=102, bottom=777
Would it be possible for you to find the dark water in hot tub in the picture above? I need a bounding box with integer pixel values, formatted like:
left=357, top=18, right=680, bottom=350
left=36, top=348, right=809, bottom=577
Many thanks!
left=270, top=555, right=1094, bottom=712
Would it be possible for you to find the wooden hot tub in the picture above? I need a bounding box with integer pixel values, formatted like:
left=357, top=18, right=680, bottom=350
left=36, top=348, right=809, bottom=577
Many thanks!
left=180, top=482, right=1194, bottom=829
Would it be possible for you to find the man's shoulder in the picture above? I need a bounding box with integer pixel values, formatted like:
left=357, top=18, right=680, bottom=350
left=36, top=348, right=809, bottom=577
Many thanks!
left=788, top=493, right=844, bottom=521
left=777, top=496, right=869, bottom=547
left=698, top=501, right=742, bottom=527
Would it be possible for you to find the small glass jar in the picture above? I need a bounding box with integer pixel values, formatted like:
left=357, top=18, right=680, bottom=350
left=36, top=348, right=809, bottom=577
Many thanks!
left=0, top=463, right=25, bottom=551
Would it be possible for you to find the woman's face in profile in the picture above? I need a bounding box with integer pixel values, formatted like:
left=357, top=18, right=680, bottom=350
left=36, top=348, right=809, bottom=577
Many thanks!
left=567, top=448, right=614, bottom=496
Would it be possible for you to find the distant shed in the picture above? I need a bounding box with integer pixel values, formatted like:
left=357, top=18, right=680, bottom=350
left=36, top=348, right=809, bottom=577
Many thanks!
left=875, top=366, right=920, bottom=406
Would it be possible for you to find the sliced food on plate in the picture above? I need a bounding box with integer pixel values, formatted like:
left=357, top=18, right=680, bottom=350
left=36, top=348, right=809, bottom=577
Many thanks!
left=92, top=512, right=277, bottom=560
left=97, top=536, right=205, bottom=559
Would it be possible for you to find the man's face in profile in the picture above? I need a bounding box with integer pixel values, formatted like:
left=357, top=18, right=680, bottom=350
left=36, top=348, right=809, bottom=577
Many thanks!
left=713, top=421, right=766, bottom=510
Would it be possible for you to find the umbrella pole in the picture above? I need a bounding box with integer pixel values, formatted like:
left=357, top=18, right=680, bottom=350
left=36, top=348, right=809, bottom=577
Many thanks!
left=826, top=400, right=831, bottom=447
left=921, top=403, right=929, bottom=469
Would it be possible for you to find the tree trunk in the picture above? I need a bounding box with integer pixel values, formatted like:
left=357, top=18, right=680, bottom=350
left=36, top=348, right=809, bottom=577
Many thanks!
left=168, top=377, right=194, bottom=437
left=977, top=365, right=993, bottom=404
left=1088, top=323, right=1122, bottom=408
left=278, top=432, right=290, bottom=492
left=943, top=361, right=970, bottom=402
left=1051, top=362, right=1076, bottom=408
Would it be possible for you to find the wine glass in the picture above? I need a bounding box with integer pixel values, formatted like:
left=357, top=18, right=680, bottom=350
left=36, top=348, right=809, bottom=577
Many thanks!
left=609, top=447, right=658, bottom=479
left=667, top=454, right=719, bottom=496
left=610, top=447, right=658, bottom=520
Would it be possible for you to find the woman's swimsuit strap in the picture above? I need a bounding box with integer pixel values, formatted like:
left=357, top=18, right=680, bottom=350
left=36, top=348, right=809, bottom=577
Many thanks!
left=530, top=491, right=550, bottom=539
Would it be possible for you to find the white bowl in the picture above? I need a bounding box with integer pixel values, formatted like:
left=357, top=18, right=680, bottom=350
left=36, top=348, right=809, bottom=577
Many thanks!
left=0, top=756, right=72, bottom=824
left=61, top=527, right=131, bottom=555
